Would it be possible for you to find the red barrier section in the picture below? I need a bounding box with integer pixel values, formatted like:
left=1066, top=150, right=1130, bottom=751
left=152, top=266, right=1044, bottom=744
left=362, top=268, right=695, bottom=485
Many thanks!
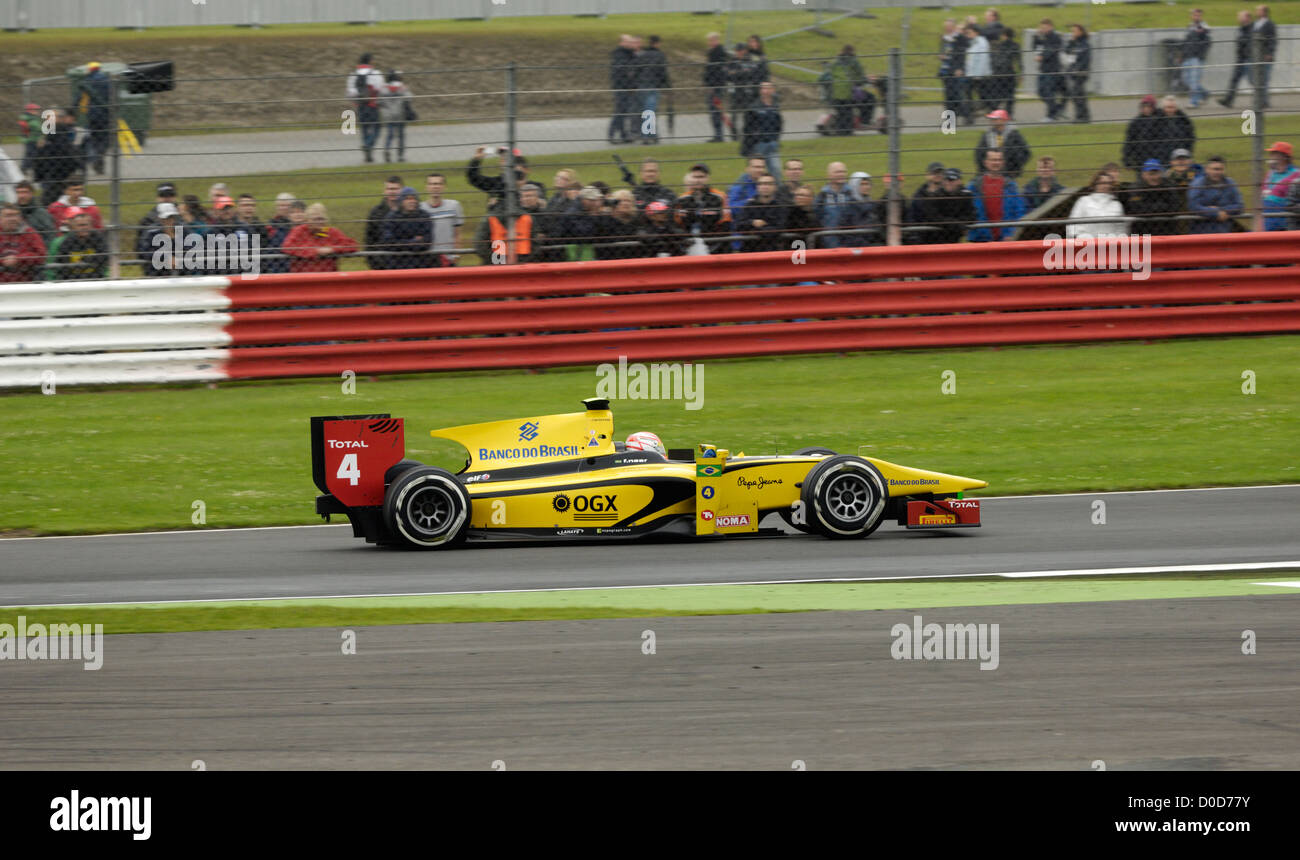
left=221, top=233, right=1300, bottom=379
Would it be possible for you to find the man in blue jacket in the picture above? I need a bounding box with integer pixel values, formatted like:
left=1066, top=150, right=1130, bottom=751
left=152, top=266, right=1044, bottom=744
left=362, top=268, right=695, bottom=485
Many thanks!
left=966, top=149, right=1026, bottom=242
left=1187, top=156, right=1243, bottom=233
left=814, top=161, right=856, bottom=248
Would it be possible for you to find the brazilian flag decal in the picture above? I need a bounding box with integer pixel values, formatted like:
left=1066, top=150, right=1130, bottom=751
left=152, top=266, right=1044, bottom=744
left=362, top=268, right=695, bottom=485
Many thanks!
left=696, top=465, right=720, bottom=477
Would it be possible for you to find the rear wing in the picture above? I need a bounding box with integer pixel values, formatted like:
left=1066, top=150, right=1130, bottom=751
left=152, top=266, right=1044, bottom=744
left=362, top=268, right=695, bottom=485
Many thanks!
left=310, top=414, right=406, bottom=507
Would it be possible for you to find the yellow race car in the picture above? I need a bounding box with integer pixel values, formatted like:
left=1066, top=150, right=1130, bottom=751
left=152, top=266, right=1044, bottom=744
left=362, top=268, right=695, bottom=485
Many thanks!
left=311, top=398, right=986, bottom=549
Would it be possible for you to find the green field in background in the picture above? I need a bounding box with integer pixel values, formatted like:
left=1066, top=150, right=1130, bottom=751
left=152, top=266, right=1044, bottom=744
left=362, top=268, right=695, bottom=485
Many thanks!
left=2, top=1, right=1285, bottom=86
left=3, top=572, right=1295, bottom=634
left=1, top=335, right=1297, bottom=535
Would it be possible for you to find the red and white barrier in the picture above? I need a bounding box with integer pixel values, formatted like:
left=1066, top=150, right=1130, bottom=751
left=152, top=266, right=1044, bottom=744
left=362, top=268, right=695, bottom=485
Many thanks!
left=1, top=234, right=1298, bottom=389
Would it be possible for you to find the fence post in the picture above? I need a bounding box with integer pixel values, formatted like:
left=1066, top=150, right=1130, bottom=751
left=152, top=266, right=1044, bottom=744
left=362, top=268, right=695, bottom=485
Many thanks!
left=887, top=47, right=902, bottom=247
left=1251, top=44, right=1266, bottom=232
left=108, top=71, right=122, bottom=280
left=504, top=62, right=519, bottom=264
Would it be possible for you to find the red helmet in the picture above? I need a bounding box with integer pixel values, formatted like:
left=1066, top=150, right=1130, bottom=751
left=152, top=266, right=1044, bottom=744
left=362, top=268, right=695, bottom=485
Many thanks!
left=625, top=432, right=666, bottom=457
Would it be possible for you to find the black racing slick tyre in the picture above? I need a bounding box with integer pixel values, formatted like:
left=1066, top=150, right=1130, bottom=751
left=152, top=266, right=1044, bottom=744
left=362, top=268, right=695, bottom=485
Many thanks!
left=800, top=455, right=887, bottom=539
left=383, top=466, right=471, bottom=549
left=778, top=447, right=839, bottom=533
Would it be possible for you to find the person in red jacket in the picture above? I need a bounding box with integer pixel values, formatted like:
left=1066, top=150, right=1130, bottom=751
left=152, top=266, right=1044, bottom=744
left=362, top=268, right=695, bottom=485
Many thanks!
left=0, top=203, right=48, bottom=283
left=280, top=203, right=359, bottom=272
left=46, top=178, right=105, bottom=230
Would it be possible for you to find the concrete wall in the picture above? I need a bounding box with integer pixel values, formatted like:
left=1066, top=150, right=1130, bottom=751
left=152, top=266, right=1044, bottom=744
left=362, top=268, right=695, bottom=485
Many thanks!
left=1018, top=26, right=1299, bottom=97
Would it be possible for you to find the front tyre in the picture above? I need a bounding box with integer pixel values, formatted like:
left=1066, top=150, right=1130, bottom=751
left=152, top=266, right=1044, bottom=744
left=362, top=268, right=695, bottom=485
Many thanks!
left=801, top=455, right=887, bottom=539
left=779, top=447, right=838, bottom=533
left=383, top=467, right=471, bottom=549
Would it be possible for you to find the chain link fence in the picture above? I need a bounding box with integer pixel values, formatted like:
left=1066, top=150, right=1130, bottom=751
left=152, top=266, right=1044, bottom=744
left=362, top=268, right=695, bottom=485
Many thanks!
left=2, top=17, right=1297, bottom=285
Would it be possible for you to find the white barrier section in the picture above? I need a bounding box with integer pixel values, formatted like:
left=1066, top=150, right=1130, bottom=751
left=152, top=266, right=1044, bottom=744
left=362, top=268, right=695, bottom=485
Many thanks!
left=0, top=276, right=234, bottom=388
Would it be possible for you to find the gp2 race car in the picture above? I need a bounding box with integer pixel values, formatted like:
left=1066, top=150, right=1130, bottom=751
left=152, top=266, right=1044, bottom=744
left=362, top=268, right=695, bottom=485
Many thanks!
left=310, top=398, right=986, bottom=549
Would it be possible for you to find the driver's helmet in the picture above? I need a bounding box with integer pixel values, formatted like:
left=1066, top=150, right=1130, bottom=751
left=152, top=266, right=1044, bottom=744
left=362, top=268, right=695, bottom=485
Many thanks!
left=625, top=431, right=666, bottom=457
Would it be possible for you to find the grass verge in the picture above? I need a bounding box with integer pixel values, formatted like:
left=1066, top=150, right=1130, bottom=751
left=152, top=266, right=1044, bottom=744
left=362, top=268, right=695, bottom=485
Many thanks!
left=2, top=572, right=1295, bottom=634
left=2, top=335, right=1298, bottom=535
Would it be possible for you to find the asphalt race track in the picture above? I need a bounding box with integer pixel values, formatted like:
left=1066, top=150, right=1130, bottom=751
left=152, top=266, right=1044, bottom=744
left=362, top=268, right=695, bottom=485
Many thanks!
left=1, top=486, right=1298, bottom=606
left=3, top=599, right=1297, bottom=769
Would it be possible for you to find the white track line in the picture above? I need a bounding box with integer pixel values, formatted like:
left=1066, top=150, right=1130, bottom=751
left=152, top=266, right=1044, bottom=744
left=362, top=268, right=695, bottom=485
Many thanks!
left=7, top=560, right=1300, bottom=609
left=4, top=484, right=1298, bottom=543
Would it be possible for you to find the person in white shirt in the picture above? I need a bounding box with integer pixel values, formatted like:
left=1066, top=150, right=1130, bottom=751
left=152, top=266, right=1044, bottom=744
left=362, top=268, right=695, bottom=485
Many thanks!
left=961, top=24, right=992, bottom=123
left=420, top=172, right=465, bottom=264
left=1067, top=169, right=1128, bottom=238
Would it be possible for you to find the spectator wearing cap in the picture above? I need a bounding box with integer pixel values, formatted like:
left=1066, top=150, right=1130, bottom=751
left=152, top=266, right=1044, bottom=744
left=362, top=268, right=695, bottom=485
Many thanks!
left=1155, top=95, right=1195, bottom=164
left=1181, top=9, right=1212, bottom=109
left=0, top=203, right=46, bottom=283
left=141, top=202, right=182, bottom=277
left=135, top=182, right=178, bottom=257
left=347, top=53, right=385, bottom=163
left=1020, top=155, right=1064, bottom=211
left=467, top=146, right=539, bottom=204
left=14, top=181, right=56, bottom=249
left=974, top=109, right=1030, bottom=179
left=381, top=186, right=437, bottom=269
left=907, top=162, right=948, bottom=244
left=675, top=164, right=732, bottom=254
left=1260, top=142, right=1298, bottom=231
left=1061, top=24, right=1091, bottom=123
left=736, top=174, right=788, bottom=252
left=743, top=82, right=784, bottom=180
left=933, top=168, right=977, bottom=244
left=640, top=200, right=685, bottom=257
left=47, top=207, right=107, bottom=281
left=281, top=203, right=358, bottom=272
left=1122, top=96, right=1164, bottom=175
left=1066, top=168, right=1126, bottom=239
left=265, top=193, right=297, bottom=274
left=474, top=182, right=542, bottom=264
left=366, top=176, right=403, bottom=269
left=1187, top=155, right=1243, bottom=233
left=966, top=149, right=1026, bottom=242
left=1122, top=159, right=1183, bottom=236
left=1165, top=149, right=1202, bottom=189
left=813, top=161, right=856, bottom=248
left=47, top=178, right=103, bottom=231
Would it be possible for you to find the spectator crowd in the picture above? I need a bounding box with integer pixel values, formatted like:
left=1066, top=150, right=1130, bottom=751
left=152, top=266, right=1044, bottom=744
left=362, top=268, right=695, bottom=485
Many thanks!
left=3, top=7, right=1295, bottom=284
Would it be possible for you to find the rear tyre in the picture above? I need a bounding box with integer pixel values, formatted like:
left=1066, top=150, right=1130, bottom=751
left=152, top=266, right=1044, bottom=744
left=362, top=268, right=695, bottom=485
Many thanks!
left=383, top=466, right=471, bottom=549
left=778, top=447, right=838, bottom=532
left=800, top=455, right=887, bottom=539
